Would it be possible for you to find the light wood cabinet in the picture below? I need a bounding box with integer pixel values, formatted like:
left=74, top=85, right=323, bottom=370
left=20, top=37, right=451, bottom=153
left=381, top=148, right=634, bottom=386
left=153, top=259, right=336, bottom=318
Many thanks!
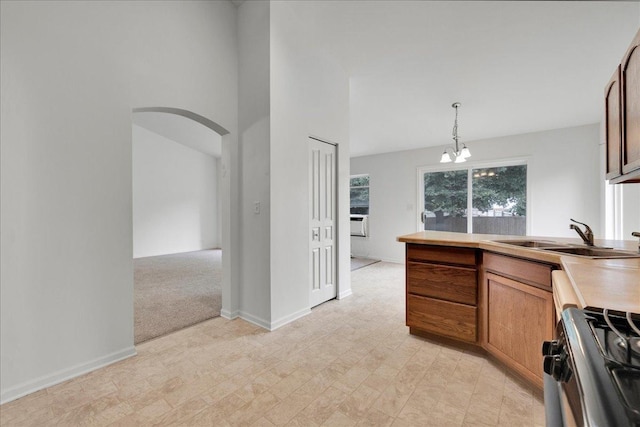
left=407, top=294, right=477, bottom=342
left=608, top=28, right=640, bottom=184
left=403, top=243, right=558, bottom=389
left=405, top=244, right=479, bottom=343
left=481, top=252, right=556, bottom=388
left=407, top=261, right=476, bottom=305
left=485, top=273, right=554, bottom=388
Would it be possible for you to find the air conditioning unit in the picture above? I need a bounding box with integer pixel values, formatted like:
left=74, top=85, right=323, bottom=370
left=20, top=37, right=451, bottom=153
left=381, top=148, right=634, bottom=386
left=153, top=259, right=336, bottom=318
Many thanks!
left=350, top=214, right=368, bottom=237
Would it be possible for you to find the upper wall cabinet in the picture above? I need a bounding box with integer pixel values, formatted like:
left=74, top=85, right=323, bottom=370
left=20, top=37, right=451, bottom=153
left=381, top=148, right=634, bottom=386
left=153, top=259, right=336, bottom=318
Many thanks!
left=622, top=29, right=640, bottom=177
left=608, top=28, right=640, bottom=184
left=605, top=66, right=622, bottom=180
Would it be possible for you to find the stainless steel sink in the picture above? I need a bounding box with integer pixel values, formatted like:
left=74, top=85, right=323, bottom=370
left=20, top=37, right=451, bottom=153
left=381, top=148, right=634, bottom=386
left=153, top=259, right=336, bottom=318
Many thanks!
left=540, top=247, right=640, bottom=259
left=493, top=240, right=570, bottom=248
left=492, top=239, right=640, bottom=258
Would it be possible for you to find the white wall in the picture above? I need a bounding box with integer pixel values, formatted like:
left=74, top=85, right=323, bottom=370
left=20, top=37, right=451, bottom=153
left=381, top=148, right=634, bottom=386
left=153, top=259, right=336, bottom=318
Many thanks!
left=232, top=1, right=352, bottom=330
left=620, top=185, right=640, bottom=238
left=351, top=124, right=601, bottom=263
left=601, top=117, right=640, bottom=241
left=132, top=124, right=219, bottom=258
left=236, top=0, right=272, bottom=327
left=0, top=0, right=238, bottom=403
left=270, top=1, right=351, bottom=327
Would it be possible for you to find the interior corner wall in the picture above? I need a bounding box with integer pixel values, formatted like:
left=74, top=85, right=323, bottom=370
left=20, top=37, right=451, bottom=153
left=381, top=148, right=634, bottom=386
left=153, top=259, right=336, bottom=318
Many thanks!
left=620, top=185, right=640, bottom=238
left=1, top=0, right=238, bottom=403
left=600, top=115, right=640, bottom=241
left=216, top=157, right=223, bottom=253
left=350, top=124, right=601, bottom=263
left=237, top=0, right=272, bottom=328
left=132, top=124, right=219, bottom=258
left=270, top=1, right=351, bottom=327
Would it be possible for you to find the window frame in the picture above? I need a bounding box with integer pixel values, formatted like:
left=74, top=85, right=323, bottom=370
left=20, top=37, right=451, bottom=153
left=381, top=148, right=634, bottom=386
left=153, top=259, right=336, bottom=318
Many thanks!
left=350, top=174, right=370, bottom=215
left=416, top=158, right=531, bottom=234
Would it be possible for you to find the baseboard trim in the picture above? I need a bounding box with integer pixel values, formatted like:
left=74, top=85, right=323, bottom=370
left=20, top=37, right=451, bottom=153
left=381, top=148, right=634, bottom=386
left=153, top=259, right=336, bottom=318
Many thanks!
left=0, top=346, right=137, bottom=405
left=220, top=309, right=239, bottom=320
left=270, top=308, right=311, bottom=331
left=338, top=289, right=353, bottom=299
left=237, top=311, right=271, bottom=331
left=235, top=308, right=312, bottom=332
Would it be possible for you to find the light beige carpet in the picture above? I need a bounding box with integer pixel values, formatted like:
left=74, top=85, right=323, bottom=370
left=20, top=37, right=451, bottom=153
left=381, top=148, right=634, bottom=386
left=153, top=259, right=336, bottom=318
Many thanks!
left=134, top=249, right=222, bottom=344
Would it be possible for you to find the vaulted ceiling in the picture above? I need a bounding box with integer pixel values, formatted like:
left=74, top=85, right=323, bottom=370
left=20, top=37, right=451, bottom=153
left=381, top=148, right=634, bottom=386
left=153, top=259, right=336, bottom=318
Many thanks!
left=286, top=1, right=640, bottom=157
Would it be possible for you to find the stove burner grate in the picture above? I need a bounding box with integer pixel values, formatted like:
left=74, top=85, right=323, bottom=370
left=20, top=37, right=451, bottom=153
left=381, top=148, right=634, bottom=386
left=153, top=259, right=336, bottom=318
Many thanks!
left=600, top=309, right=640, bottom=365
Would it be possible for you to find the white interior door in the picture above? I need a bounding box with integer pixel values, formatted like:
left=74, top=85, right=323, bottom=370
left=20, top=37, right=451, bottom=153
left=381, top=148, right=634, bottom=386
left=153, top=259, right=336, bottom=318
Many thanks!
left=309, top=137, right=337, bottom=308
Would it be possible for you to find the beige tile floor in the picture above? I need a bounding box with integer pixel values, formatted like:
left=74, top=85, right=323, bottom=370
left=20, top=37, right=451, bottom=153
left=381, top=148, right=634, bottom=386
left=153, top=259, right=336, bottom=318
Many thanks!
left=0, top=262, right=544, bottom=426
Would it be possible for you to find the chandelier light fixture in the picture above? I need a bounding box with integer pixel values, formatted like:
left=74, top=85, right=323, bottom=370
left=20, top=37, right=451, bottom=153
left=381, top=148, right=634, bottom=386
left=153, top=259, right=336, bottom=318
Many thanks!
left=439, top=102, right=471, bottom=163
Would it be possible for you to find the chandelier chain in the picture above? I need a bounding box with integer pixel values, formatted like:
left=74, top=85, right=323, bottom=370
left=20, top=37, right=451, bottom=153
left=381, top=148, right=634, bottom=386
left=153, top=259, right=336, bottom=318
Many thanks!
left=439, top=101, right=470, bottom=163
left=452, top=103, right=460, bottom=149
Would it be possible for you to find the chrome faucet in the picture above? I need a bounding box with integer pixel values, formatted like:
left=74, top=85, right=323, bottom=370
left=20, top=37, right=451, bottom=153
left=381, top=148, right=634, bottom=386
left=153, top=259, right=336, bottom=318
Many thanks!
left=570, top=218, right=594, bottom=246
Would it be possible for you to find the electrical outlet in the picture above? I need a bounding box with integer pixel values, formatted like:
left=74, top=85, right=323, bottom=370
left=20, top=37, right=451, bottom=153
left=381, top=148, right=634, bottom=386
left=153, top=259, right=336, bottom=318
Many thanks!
left=254, top=201, right=260, bottom=214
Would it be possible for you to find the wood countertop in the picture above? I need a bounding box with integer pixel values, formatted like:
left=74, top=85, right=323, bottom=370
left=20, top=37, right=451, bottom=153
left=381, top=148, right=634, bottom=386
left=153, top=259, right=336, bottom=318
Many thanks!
left=397, top=231, right=640, bottom=314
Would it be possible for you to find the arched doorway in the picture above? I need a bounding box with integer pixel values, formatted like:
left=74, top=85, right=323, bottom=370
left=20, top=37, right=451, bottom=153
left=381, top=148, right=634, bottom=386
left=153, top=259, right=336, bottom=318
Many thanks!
left=131, top=107, right=237, bottom=343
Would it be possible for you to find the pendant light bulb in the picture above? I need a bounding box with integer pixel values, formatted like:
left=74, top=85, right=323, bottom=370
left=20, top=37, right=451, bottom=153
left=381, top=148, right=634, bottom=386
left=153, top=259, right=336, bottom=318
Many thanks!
left=440, top=151, right=452, bottom=163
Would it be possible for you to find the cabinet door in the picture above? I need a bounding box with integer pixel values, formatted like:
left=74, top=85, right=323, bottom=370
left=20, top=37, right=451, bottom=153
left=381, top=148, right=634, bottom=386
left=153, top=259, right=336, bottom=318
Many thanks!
left=485, top=272, right=554, bottom=388
left=606, top=66, right=622, bottom=180
left=622, top=29, right=640, bottom=175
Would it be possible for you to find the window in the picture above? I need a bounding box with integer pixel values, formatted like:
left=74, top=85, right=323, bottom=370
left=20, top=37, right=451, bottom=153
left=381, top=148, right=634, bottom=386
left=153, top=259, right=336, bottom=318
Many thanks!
left=420, top=162, right=527, bottom=235
left=472, top=165, right=527, bottom=235
left=350, top=175, right=369, bottom=215
left=422, top=170, right=468, bottom=232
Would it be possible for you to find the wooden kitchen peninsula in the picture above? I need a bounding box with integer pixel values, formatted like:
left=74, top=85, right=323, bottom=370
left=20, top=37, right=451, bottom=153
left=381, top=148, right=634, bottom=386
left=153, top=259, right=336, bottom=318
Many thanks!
left=397, top=230, right=640, bottom=388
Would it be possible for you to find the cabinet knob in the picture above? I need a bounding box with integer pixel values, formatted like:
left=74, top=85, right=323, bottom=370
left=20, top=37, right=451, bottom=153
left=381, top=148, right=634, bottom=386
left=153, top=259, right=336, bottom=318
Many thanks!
left=543, top=352, right=572, bottom=382
left=542, top=340, right=562, bottom=356
left=543, top=355, right=563, bottom=381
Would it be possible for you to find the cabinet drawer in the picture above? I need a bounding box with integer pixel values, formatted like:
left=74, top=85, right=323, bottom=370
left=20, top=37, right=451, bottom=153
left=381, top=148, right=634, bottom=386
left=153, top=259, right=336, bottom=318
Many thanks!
left=407, top=294, right=477, bottom=343
left=407, top=261, right=477, bottom=305
left=407, top=244, right=477, bottom=266
left=484, top=252, right=554, bottom=289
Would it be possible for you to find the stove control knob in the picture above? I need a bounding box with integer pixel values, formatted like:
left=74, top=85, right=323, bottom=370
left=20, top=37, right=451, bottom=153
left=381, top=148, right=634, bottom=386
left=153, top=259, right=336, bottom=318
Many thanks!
left=542, top=340, right=562, bottom=356
left=543, top=355, right=565, bottom=381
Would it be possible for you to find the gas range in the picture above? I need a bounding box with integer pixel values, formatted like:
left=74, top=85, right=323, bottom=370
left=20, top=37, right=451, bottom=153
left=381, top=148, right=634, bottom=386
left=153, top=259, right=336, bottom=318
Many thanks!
left=543, top=307, right=640, bottom=426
